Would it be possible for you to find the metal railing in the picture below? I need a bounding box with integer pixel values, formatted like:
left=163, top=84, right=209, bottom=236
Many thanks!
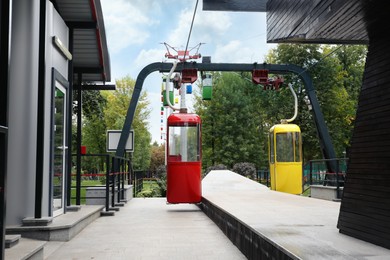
left=303, top=158, right=348, bottom=199
left=70, top=154, right=132, bottom=212
left=133, top=170, right=146, bottom=197
left=257, top=169, right=269, bottom=187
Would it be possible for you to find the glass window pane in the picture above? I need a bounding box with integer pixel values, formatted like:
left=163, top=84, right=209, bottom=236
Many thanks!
left=294, top=132, right=301, bottom=162
left=168, top=125, right=200, bottom=162
left=276, top=133, right=294, bottom=162
left=269, top=133, right=275, bottom=164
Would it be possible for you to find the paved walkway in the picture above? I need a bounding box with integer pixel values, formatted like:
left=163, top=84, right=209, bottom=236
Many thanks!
left=44, top=198, right=245, bottom=260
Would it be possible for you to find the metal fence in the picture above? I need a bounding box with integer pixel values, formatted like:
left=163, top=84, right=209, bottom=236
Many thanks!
left=303, top=158, right=348, bottom=199
left=257, top=170, right=269, bottom=187
left=69, top=154, right=132, bottom=212
left=133, top=170, right=145, bottom=196
left=257, top=158, right=347, bottom=198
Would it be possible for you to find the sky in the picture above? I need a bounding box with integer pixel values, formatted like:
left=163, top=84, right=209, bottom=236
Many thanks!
left=100, top=0, right=276, bottom=144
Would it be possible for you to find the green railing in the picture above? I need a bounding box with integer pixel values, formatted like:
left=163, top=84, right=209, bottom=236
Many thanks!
left=303, top=158, right=348, bottom=199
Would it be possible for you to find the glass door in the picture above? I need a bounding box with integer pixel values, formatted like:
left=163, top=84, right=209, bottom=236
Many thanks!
left=52, top=79, right=67, bottom=216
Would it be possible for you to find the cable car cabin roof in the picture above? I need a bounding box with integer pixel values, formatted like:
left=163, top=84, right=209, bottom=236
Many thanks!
left=270, top=124, right=301, bottom=133
left=52, top=0, right=111, bottom=82
left=168, top=113, right=201, bottom=126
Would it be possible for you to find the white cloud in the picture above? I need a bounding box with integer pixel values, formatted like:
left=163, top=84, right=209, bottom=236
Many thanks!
left=126, top=0, right=162, bottom=13
left=195, top=11, right=232, bottom=38
left=167, top=8, right=232, bottom=48
left=100, top=1, right=274, bottom=143
left=101, top=0, right=159, bottom=53
left=134, top=48, right=166, bottom=71
left=213, top=40, right=258, bottom=63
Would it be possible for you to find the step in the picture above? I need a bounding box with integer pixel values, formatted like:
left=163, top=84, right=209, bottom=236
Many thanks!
left=5, top=234, right=21, bottom=248
left=5, top=237, right=45, bottom=260
left=6, top=205, right=104, bottom=241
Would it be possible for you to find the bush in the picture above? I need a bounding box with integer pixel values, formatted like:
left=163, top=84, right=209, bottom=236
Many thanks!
left=137, top=187, right=161, bottom=198
left=155, top=165, right=166, bottom=179
left=155, top=165, right=167, bottom=197
left=232, top=162, right=256, bottom=179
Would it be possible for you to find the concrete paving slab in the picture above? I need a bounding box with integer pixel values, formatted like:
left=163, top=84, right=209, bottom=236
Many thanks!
left=202, top=170, right=390, bottom=259
left=44, top=198, right=245, bottom=260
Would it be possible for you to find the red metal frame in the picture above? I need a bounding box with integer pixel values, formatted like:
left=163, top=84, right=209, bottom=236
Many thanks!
left=166, top=113, right=202, bottom=204
left=252, top=69, right=269, bottom=85
left=163, top=42, right=202, bottom=62
left=181, top=69, right=198, bottom=83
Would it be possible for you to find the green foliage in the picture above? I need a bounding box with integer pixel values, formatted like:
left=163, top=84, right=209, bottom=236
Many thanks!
left=265, top=44, right=366, bottom=160
left=155, top=165, right=167, bottom=197
left=137, top=180, right=162, bottom=198
left=73, top=76, right=153, bottom=174
left=149, top=143, right=165, bottom=175
left=102, top=76, right=152, bottom=170
left=196, top=72, right=265, bottom=169
left=70, top=89, right=108, bottom=172
left=194, top=44, right=366, bottom=169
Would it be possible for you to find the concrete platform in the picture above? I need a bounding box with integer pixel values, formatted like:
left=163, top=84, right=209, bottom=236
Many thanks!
left=201, top=170, right=390, bottom=259
left=44, top=198, right=245, bottom=259
left=7, top=205, right=104, bottom=241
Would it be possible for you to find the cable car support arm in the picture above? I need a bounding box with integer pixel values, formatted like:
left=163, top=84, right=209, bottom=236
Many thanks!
left=115, top=62, right=336, bottom=170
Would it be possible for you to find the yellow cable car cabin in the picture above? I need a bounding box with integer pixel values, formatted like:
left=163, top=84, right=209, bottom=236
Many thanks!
left=269, top=124, right=302, bottom=194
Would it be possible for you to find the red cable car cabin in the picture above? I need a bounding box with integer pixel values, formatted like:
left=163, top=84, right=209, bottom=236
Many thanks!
left=167, top=113, right=202, bottom=203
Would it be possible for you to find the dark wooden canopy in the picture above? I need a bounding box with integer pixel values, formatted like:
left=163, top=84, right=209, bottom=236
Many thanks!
left=267, top=0, right=368, bottom=44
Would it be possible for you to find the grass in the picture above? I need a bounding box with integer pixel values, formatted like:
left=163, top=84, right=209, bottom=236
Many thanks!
left=142, top=180, right=159, bottom=190
left=301, top=185, right=311, bottom=197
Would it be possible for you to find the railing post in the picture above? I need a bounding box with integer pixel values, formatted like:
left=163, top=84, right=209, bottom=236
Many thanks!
left=111, top=157, right=116, bottom=208
left=336, top=159, right=340, bottom=199
left=117, top=158, right=122, bottom=203
left=141, top=171, right=144, bottom=191
left=105, top=155, right=110, bottom=211
left=122, top=159, right=125, bottom=200
left=133, top=171, right=137, bottom=197
left=127, top=159, right=131, bottom=185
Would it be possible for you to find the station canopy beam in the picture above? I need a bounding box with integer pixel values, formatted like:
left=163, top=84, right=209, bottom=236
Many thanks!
left=202, top=0, right=267, bottom=12
left=115, top=62, right=336, bottom=170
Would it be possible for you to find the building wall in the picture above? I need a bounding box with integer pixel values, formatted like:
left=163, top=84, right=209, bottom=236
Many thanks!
left=43, top=1, right=69, bottom=217
left=6, top=0, right=68, bottom=224
left=7, top=0, right=40, bottom=225
left=337, top=31, right=390, bottom=251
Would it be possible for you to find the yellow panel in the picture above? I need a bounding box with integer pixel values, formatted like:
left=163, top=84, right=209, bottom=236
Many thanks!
left=274, top=163, right=302, bottom=194
left=269, top=124, right=302, bottom=195
left=270, top=124, right=301, bottom=134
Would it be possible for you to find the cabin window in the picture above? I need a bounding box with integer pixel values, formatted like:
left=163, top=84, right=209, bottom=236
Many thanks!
left=276, top=132, right=301, bottom=162
left=168, top=125, right=200, bottom=162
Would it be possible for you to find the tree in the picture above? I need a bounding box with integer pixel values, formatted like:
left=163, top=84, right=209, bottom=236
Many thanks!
left=102, top=76, right=152, bottom=170
left=81, top=90, right=107, bottom=154
left=149, top=142, right=165, bottom=176
left=194, top=44, right=366, bottom=171
left=195, top=72, right=265, bottom=169
left=70, top=88, right=108, bottom=173
left=265, top=44, right=366, bottom=160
